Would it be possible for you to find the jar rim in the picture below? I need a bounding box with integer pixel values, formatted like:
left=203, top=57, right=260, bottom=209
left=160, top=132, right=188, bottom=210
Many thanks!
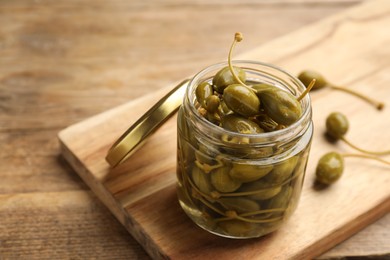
left=184, top=60, right=312, bottom=145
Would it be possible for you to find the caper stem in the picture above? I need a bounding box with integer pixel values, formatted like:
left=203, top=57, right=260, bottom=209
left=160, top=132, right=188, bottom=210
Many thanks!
left=341, top=137, right=390, bottom=156
left=240, top=208, right=286, bottom=216
left=228, top=32, right=251, bottom=89
left=342, top=153, right=390, bottom=166
left=330, top=85, right=384, bottom=110
left=196, top=195, right=227, bottom=216
left=297, top=79, right=316, bottom=102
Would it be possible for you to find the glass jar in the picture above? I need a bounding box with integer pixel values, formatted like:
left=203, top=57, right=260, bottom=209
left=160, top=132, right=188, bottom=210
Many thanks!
left=176, top=61, right=313, bottom=238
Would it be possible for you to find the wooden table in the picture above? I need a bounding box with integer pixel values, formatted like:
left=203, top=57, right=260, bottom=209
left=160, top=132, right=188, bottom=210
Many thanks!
left=0, top=0, right=388, bottom=259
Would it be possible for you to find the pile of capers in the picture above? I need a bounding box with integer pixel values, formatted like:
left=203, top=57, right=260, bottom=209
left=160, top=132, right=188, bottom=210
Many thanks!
left=176, top=32, right=313, bottom=238
left=194, top=33, right=312, bottom=133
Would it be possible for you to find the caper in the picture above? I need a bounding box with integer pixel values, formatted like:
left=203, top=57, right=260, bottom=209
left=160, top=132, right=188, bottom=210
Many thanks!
left=212, top=66, right=246, bottom=94
left=263, top=156, right=299, bottom=184
left=298, top=70, right=384, bottom=110
left=298, top=70, right=327, bottom=90
left=192, top=165, right=213, bottom=194
left=210, top=166, right=242, bottom=193
left=223, top=84, right=260, bottom=117
left=325, top=112, right=390, bottom=155
left=251, top=83, right=276, bottom=93
left=258, top=88, right=302, bottom=126
left=253, top=113, right=279, bottom=132
left=229, top=163, right=273, bottom=183
left=205, top=95, right=221, bottom=114
left=267, top=186, right=292, bottom=209
left=218, top=197, right=260, bottom=214
left=221, top=114, right=264, bottom=134
left=315, top=152, right=344, bottom=185
left=240, top=181, right=282, bottom=200
left=218, top=220, right=256, bottom=237
left=326, top=112, right=349, bottom=140
left=195, top=82, right=213, bottom=108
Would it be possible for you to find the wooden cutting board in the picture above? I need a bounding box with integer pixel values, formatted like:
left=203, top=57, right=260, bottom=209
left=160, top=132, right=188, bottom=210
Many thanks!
left=58, top=0, right=390, bottom=259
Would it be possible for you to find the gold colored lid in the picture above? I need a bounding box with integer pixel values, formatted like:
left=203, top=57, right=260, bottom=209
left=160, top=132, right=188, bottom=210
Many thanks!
left=105, top=79, right=190, bottom=167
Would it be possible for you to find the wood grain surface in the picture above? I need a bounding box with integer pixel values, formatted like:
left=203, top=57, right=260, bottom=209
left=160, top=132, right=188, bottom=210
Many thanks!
left=1, top=0, right=389, bottom=259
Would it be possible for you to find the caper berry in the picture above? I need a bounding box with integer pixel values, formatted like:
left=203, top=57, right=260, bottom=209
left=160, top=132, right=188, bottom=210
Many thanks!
left=192, top=165, right=213, bottom=194
left=195, top=82, right=213, bottom=108
left=267, top=186, right=292, bottom=209
left=253, top=113, right=279, bottom=132
left=218, top=197, right=260, bottom=214
left=263, top=156, right=299, bottom=184
left=210, top=166, right=242, bottom=193
left=221, top=114, right=264, bottom=134
left=218, top=220, right=256, bottom=237
left=326, top=112, right=349, bottom=140
left=212, top=66, right=246, bottom=94
left=298, top=70, right=327, bottom=90
left=251, top=83, right=275, bottom=93
left=205, top=95, right=221, bottom=114
left=229, top=163, right=273, bottom=183
left=240, top=181, right=282, bottom=200
left=223, top=84, right=260, bottom=117
left=298, top=70, right=384, bottom=110
left=315, top=152, right=344, bottom=185
left=258, top=88, right=302, bottom=126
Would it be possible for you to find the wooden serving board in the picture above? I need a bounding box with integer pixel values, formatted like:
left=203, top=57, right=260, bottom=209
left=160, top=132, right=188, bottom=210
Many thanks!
left=59, top=0, right=390, bottom=259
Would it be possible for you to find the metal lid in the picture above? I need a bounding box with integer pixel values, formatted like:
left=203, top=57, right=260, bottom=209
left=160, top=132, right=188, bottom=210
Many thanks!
left=105, top=79, right=190, bottom=167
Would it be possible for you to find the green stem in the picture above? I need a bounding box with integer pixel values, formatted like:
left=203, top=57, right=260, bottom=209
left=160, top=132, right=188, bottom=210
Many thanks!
left=341, top=137, right=390, bottom=156
left=297, top=79, right=316, bottom=102
left=331, top=85, right=384, bottom=110
left=228, top=32, right=250, bottom=89
left=342, top=153, right=390, bottom=166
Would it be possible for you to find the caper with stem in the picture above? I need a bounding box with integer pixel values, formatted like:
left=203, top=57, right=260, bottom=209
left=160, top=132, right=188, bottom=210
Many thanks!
left=326, top=112, right=390, bottom=155
left=298, top=70, right=384, bottom=110
left=315, top=151, right=390, bottom=185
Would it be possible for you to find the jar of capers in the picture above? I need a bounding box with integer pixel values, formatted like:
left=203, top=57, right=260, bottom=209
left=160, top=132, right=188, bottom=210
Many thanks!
left=177, top=60, right=313, bottom=238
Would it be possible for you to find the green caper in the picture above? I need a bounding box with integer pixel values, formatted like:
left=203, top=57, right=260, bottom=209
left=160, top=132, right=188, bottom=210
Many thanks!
left=326, top=112, right=349, bottom=140
left=205, top=95, right=221, bottom=114
left=315, top=152, right=344, bottom=185
left=195, top=82, right=213, bottom=108
left=210, top=166, right=242, bottom=193
left=223, top=84, right=260, bottom=117
left=218, top=220, right=256, bottom=237
left=267, top=186, right=292, bottom=209
left=229, top=163, right=273, bottom=183
left=263, top=156, right=299, bottom=184
left=258, top=88, right=302, bottom=126
left=240, top=181, right=282, bottom=200
left=251, top=83, right=276, bottom=93
left=298, top=70, right=327, bottom=90
left=192, top=165, right=213, bottom=194
left=221, top=114, right=264, bottom=134
left=253, top=113, right=279, bottom=132
left=218, top=197, right=260, bottom=214
left=212, top=66, right=246, bottom=94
